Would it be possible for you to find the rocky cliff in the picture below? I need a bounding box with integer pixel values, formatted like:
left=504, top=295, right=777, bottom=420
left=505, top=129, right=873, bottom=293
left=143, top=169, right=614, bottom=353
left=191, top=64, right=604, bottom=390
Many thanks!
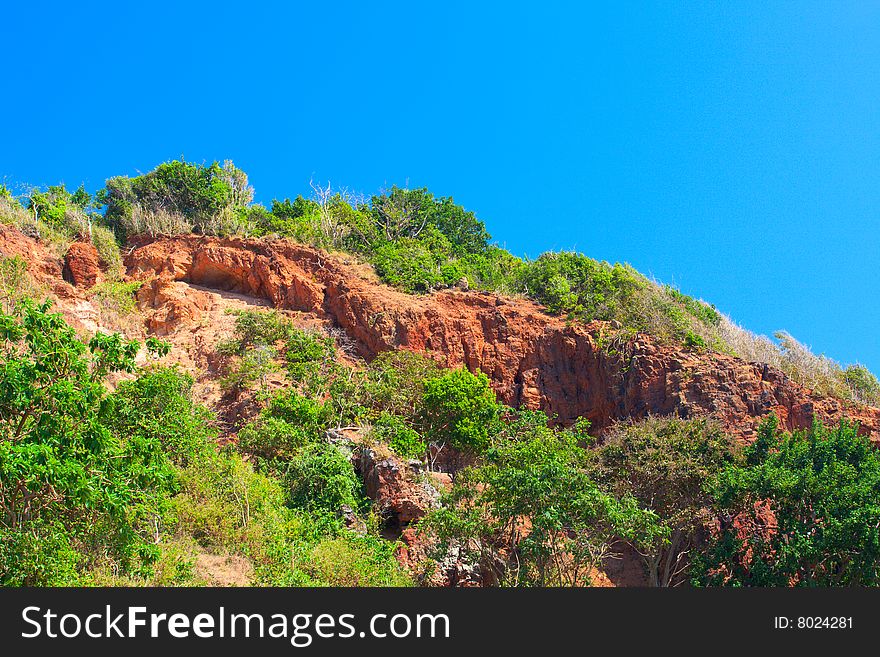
left=120, top=233, right=880, bottom=443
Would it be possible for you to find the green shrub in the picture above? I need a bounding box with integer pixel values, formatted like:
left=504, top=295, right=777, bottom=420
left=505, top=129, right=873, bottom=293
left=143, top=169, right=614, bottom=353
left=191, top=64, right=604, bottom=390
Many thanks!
left=108, top=366, right=217, bottom=467
left=591, top=416, right=735, bottom=586
left=843, top=364, right=880, bottom=405
left=420, top=368, right=502, bottom=452
left=0, top=301, right=177, bottom=584
left=285, top=328, right=338, bottom=394
left=358, top=350, right=440, bottom=418
left=286, top=443, right=361, bottom=513
left=0, top=255, right=39, bottom=310
left=664, top=285, right=721, bottom=327
left=89, top=280, right=143, bottom=315
left=372, top=232, right=448, bottom=292
left=423, top=425, right=662, bottom=586
left=237, top=416, right=316, bottom=461
left=371, top=412, right=426, bottom=459
left=368, top=186, right=490, bottom=254
left=90, top=224, right=123, bottom=276
left=696, top=415, right=880, bottom=586
left=0, top=520, right=82, bottom=586
left=100, top=159, right=252, bottom=239
left=304, top=536, right=412, bottom=586
left=516, top=252, right=644, bottom=318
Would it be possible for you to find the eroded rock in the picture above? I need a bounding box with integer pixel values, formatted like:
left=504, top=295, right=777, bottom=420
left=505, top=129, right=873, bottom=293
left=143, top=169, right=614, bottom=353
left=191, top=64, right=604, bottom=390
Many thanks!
left=63, top=241, right=102, bottom=288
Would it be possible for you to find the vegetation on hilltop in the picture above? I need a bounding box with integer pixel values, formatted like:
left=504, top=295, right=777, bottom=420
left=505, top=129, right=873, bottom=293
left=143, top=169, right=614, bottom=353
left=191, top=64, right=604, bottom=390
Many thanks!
left=3, top=159, right=875, bottom=405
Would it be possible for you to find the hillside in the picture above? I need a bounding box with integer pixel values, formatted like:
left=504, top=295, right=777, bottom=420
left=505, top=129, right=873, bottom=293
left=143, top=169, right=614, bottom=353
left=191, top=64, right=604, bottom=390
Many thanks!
left=124, top=233, right=880, bottom=443
left=3, top=161, right=880, bottom=588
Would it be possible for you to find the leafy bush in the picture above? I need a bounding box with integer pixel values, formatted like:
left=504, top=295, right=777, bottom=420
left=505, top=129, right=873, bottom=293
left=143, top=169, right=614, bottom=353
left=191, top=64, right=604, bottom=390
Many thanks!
left=90, top=224, right=123, bottom=276
left=420, top=368, right=502, bottom=452
left=284, top=327, right=338, bottom=395
left=369, top=186, right=490, bottom=253
left=28, top=184, right=92, bottom=236
left=285, top=443, right=362, bottom=513
left=0, top=255, right=41, bottom=310
left=697, top=415, right=880, bottom=586
left=217, top=309, right=294, bottom=392
left=0, top=300, right=175, bottom=584
left=108, top=367, right=217, bottom=467
left=237, top=415, right=317, bottom=461
left=304, top=536, right=412, bottom=586
left=89, top=280, right=143, bottom=315
left=357, top=350, right=440, bottom=418
left=372, top=231, right=450, bottom=293
left=371, top=412, right=426, bottom=459
left=221, top=344, right=279, bottom=393
left=591, top=416, right=735, bottom=586
left=423, top=421, right=662, bottom=586
left=843, top=364, right=880, bottom=406
left=100, top=159, right=252, bottom=239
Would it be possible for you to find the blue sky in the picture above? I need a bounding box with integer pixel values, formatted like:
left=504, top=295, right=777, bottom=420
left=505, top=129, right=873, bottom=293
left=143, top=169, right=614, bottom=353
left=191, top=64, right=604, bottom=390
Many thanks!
left=2, top=1, right=879, bottom=371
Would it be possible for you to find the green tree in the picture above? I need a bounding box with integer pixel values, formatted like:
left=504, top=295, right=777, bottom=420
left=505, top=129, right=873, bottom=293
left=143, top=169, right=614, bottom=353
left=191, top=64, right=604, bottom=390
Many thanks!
left=286, top=443, right=361, bottom=514
left=698, top=415, right=880, bottom=586
left=0, top=300, right=173, bottom=584
left=424, top=417, right=662, bottom=586
left=420, top=368, right=501, bottom=453
left=591, top=416, right=735, bottom=586
left=100, top=159, right=250, bottom=237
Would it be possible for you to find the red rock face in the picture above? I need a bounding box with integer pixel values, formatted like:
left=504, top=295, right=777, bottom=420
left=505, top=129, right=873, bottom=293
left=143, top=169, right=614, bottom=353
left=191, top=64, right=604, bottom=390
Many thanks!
left=63, top=242, right=103, bottom=288
left=0, top=226, right=75, bottom=300
left=124, top=234, right=880, bottom=443
left=136, top=276, right=215, bottom=335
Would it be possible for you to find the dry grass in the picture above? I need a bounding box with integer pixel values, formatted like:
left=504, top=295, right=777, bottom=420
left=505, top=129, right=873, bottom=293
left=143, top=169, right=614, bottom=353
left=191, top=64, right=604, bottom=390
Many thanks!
left=714, top=313, right=873, bottom=402
left=125, top=204, right=192, bottom=237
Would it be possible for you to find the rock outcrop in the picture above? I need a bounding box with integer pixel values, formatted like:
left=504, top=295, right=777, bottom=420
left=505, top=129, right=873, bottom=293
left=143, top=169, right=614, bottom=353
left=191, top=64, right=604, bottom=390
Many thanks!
left=0, top=225, right=76, bottom=300
left=136, top=276, right=215, bottom=335
left=124, top=234, right=880, bottom=443
left=63, top=242, right=103, bottom=288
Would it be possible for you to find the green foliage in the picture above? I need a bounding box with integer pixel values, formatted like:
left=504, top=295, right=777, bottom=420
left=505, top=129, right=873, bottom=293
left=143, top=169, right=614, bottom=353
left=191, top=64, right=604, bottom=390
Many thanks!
left=107, top=367, right=217, bottom=467
left=28, top=183, right=92, bottom=234
left=0, top=300, right=173, bottom=584
left=304, top=535, right=412, bottom=586
left=90, top=224, right=123, bottom=276
left=0, top=298, right=408, bottom=587
left=369, top=186, right=490, bottom=253
left=697, top=415, right=880, bottom=586
left=89, top=280, right=143, bottom=315
left=371, top=412, right=426, bottom=459
left=252, top=196, right=321, bottom=241
left=664, top=285, right=721, bottom=327
left=512, top=251, right=729, bottom=346
left=18, top=183, right=123, bottom=263
left=515, top=252, right=643, bottom=317
left=217, top=309, right=294, bottom=394
left=357, top=350, right=440, bottom=418
left=843, top=364, right=880, bottom=405
left=372, top=227, right=456, bottom=293
left=424, top=415, right=662, bottom=586
left=420, top=368, right=502, bottom=452
left=218, top=309, right=293, bottom=356
left=100, top=159, right=252, bottom=238
left=0, top=520, right=82, bottom=586
left=237, top=413, right=319, bottom=461
left=284, top=327, right=338, bottom=394
left=285, top=442, right=361, bottom=513
left=591, top=416, right=735, bottom=586
left=0, top=255, right=39, bottom=310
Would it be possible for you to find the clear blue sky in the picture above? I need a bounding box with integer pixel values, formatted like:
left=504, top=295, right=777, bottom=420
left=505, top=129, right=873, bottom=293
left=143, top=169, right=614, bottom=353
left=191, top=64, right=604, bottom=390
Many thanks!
left=2, top=1, right=879, bottom=371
